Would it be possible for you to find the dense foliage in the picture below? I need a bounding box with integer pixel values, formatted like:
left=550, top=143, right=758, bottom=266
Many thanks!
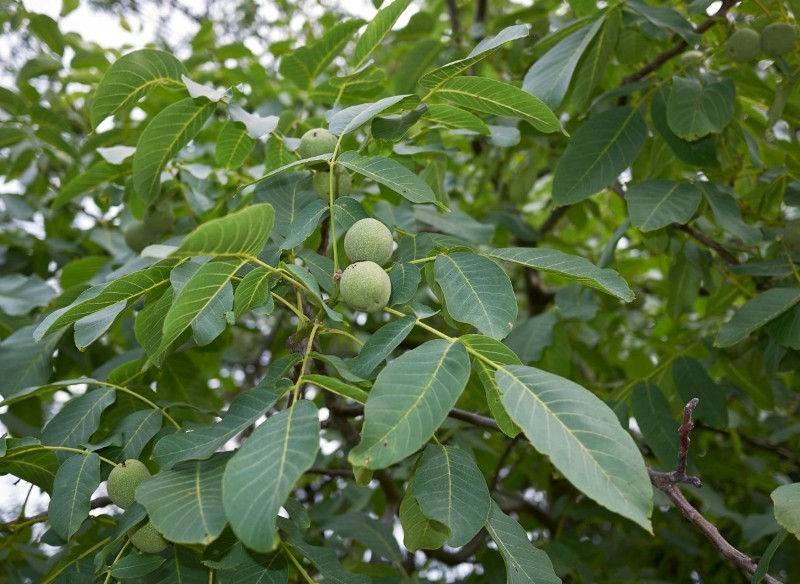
left=1, top=0, right=799, bottom=582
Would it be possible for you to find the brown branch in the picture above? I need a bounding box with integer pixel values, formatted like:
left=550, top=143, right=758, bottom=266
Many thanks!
left=331, top=403, right=501, bottom=432
left=445, top=0, right=461, bottom=38
left=539, top=206, right=567, bottom=237
left=622, top=0, right=740, bottom=85
left=648, top=399, right=783, bottom=583
left=677, top=224, right=740, bottom=266
left=424, top=529, right=486, bottom=565
left=1, top=497, right=114, bottom=532
left=491, top=435, right=520, bottom=491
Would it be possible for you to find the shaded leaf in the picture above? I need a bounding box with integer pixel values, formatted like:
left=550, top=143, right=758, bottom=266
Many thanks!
left=414, top=445, right=491, bottom=547
left=53, top=160, right=131, bottom=209
left=0, top=325, right=61, bottom=399
left=434, top=253, right=517, bottom=340
left=504, top=311, right=558, bottom=363
left=302, top=374, right=368, bottom=404
left=348, top=339, right=470, bottom=469
left=667, top=77, right=735, bottom=141
left=400, top=478, right=450, bottom=552
left=0, top=441, right=59, bottom=493
left=425, top=103, right=490, bottom=134
left=279, top=199, right=328, bottom=250
left=388, top=262, right=422, bottom=306
left=352, top=0, right=412, bottom=68
left=772, top=484, right=800, bottom=541
left=49, top=453, right=101, bottom=540
left=552, top=106, right=646, bottom=204
left=349, top=316, right=415, bottom=379
left=330, top=512, right=404, bottom=566
left=223, top=400, right=319, bottom=552
left=138, top=453, right=229, bottom=545
left=715, top=288, right=800, bottom=348
left=496, top=365, right=652, bottom=531
left=626, top=181, right=702, bottom=231
left=631, top=382, right=678, bottom=468
left=109, top=554, right=166, bottom=578
left=329, top=94, right=419, bottom=136
left=41, top=387, right=116, bottom=449
left=215, top=121, right=255, bottom=169
left=486, top=247, right=634, bottom=301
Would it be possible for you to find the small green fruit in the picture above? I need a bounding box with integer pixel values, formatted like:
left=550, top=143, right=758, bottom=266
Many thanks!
left=679, top=50, right=704, bottom=68
left=344, top=218, right=393, bottom=266
left=761, top=22, right=797, bottom=57
left=107, top=459, right=151, bottom=509
left=130, top=521, right=168, bottom=554
left=339, top=261, right=392, bottom=313
left=313, top=171, right=352, bottom=199
left=143, top=201, right=174, bottom=234
left=124, top=221, right=159, bottom=253
left=727, top=28, right=761, bottom=62
left=298, top=128, right=337, bottom=169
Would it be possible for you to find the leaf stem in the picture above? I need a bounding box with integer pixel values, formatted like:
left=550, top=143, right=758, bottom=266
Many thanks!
left=281, top=543, right=316, bottom=584
left=103, top=539, right=131, bottom=584
left=93, top=381, right=181, bottom=429
left=293, top=322, right=321, bottom=402
left=41, top=446, right=117, bottom=467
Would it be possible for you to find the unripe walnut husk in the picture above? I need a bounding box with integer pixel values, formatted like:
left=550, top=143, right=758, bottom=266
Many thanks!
left=143, top=201, right=174, bottom=234
left=313, top=171, right=352, bottom=199
left=107, top=459, right=151, bottom=509
left=124, top=221, right=159, bottom=253
left=298, top=128, right=337, bottom=170
left=761, top=22, right=797, bottom=57
left=727, top=28, right=761, bottom=62
left=344, top=218, right=393, bottom=266
left=339, top=261, right=392, bottom=313
left=130, top=521, right=168, bottom=554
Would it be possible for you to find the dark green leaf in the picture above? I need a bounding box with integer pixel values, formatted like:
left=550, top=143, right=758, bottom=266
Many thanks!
left=631, top=382, right=678, bottom=468
left=667, top=77, right=735, bottom=141
left=336, top=150, right=437, bottom=205
left=41, top=387, right=116, bottom=449
left=626, top=181, right=702, bottom=231
left=715, top=288, right=800, bottom=348
left=49, top=453, right=101, bottom=540
left=349, top=316, right=415, bottom=379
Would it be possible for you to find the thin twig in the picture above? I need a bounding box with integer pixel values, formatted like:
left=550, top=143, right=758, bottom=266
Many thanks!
left=1, top=497, right=114, bottom=531
left=677, top=224, right=740, bottom=266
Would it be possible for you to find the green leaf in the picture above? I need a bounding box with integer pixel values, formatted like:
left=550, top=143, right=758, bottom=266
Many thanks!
left=627, top=0, right=700, bottom=44
left=283, top=263, right=342, bottom=322
left=485, top=502, right=561, bottom=584
left=436, top=77, right=562, bottom=134
left=349, top=316, right=415, bottom=379
left=329, top=512, right=405, bottom=566
left=74, top=299, right=127, bottom=350
left=571, top=9, right=620, bottom=111
left=115, top=409, right=163, bottom=460
left=0, top=274, right=55, bottom=316
left=666, top=77, right=735, bottom=141
left=49, top=453, right=101, bottom=540
left=41, top=387, right=116, bottom=449
left=767, top=305, right=800, bottom=350
left=772, top=484, right=800, bottom=540
left=425, top=103, right=490, bottom=134
left=651, top=87, right=718, bottom=167
left=434, top=253, right=518, bottom=340
left=348, top=339, right=470, bottom=469
left=52, top=160, right=131, bottom=209
left=414, top=445, right=491, bottom=547
left=395, top=39, right=442, bottom=94
left=715, top=288, right=800, bottom=348
left=215, top=121, right=255, bottom=169
left=671, top=358, right=728, bottom=427
left=371, top=105, right=426, bottom=141
left=223, top=400, right=320, bottom=552
left=700, top=183, right=761, bottom=246
left=523, top=18, right=603, bottom=109
left=92, top=49, right=187, bottom=129
left=219, top=553, right=288, bottom=584
left=496, top=365, right=652, bottom=531
left=302, top=374, right=369, bottom=404
left=486, top=247, right=634, bottom=302
left=460, top=334, right=522, bottom=438
left=153, top=378, right=287, bottom=470
left=0, top=323, right=58, bottom=398
left=329, top=94, right=419, bottom=136
left=35, top=260, right=178, bottom=340
left=552, top=106, right=646, bottom=204
left=279, top=20, right=364, bottom=90
left=626, top=181, right=702, bottom=231
left=631, top=382, right=678, bottom=468
left=400, top=477, right=451, bottom=552
left=336, top=150, right=437, bottom=205
left=279, top=199, right=328, bottom=250
left=752, top=529, right=787, bottom=584
left=132, top=97, right=216, bottom=203
left=388, top=263, right=422, bottom=306
left=160, top=258, right=243, bottom=354
left=283, top=531, right=371, bottom=584
left=137, top=453, right=229, bottom=545
left=175, top=203, right=274, bottom=257
left=0, top=441, right=59, bottom=493
left=109, top=554, right=166, bottom=578
left=234, top=267, right=271, bottom=319
left=352, top=0, right=412, bottom=68
left=419, top=24, right=529, bottom=90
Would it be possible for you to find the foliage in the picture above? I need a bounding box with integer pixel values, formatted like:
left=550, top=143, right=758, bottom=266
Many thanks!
left=1, top=0, right=799, bottom=582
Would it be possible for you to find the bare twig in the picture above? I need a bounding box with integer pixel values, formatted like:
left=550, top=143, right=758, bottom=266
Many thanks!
left=622, top=0, right=740, bottom=85
left=648, top=399, right=783, bottom=583
left=331, top=403, right=501, bottom=432
left=677, top=224, right=740, bottom=266
left=445, top=0, right=461, bottom=38
left=1, top=497, right=114, bottom=532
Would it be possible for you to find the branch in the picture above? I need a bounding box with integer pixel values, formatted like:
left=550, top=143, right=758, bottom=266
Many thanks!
left=677, top=224, right=740, bottom=266
left=622, top=0, right=740, bottom=85
left=1, top=497, right=114, bottom=532
left=332, top=402, right=500, bottom=432
left=648, top=399, right=783, bottom=583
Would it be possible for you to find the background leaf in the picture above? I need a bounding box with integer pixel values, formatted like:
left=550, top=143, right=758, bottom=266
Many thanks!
left=715, top=288, right=800, bottom=348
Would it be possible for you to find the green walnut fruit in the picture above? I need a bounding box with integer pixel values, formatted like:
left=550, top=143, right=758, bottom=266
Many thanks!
left=130, top=521, right=168, bottom=554
left=344, top=218, right=393, bottom=266
left=761, top=22, right=797, bottom=57
left=339, top=261, right=392, bottom=313
left=727, top=28, right=761, bottom=62
left=107, top=459, right=151, bottom=509
left=298, top=128, right=337, bottom=169
left=124, top=221, right=159, bottom=253
left=143, top=201, right=174, bottom=234
left=313, top=171, right=352, bottom=199
left=679, top=50, right=704, bottom=68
